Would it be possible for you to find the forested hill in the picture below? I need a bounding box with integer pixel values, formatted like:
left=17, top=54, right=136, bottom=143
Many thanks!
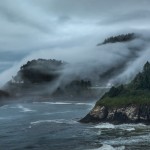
left=4, top=59, right=95, bottom=98
left=12, top=59, right=66, bottom=84
left=96, top=61, right=150, bottom=107
left=97, top=33, right=136, bottom=46
left=80, top=61, right=150, bottom=124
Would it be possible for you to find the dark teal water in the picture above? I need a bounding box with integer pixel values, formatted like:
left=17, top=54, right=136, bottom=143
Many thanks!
left=0, top=100, right=150, bottom=150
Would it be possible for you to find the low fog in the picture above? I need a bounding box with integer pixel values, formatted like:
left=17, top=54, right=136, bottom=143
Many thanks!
left=0, top=0, right=150, bottom=89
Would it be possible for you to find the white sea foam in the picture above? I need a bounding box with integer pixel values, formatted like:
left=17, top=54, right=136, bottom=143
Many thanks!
left=75, top=103, right=94, bottom=106
left=97, top=130, right=102, bottom=135
left=103, top=134, right=150, bottom=145
left=93, top=123, right=115, bottom=129
left=116, top=123, right=146, bottom=128
left=44, top=111, right=74, bottom=115
left=17, top=105, right=35, bottom=112
left=31, top=119, right=77, bottom=125
left=90, top=144, right=125, bottom=150
left=92, top=123, right=146, bottom=131
left=33, top=101, right=94, bottom=106
left=33, top=102, right=72, bottom=105
left=0, top=105, right=9, bottom=109
left=125, top=128, right=135, bottom=131
left=115, top=123, right=146, bottom=131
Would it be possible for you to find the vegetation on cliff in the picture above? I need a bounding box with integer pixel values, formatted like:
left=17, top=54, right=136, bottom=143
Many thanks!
left=96, top=61, right=150, bottom=107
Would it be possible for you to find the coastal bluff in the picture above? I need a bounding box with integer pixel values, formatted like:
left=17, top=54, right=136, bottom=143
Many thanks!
left=80, top=62, right=150, bottom=124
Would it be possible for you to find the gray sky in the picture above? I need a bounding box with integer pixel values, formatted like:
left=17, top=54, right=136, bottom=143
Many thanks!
left=0, top=0, right=150, bottom=86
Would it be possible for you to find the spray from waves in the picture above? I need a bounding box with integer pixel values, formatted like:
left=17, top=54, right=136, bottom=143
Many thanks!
left=89, top=144, right=125, bottom=150
left=30, top=119, right=78, bottom=125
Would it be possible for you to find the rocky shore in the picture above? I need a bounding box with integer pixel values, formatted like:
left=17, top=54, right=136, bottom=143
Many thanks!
left=80, top=104, right=150, bottom=124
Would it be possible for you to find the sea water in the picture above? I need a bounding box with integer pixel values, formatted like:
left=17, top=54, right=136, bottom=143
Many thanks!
left=0, top=99, right=150, bottom=150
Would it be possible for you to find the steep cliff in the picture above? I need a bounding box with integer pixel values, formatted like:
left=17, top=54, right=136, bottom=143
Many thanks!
left=80, top=62, right=150, bottom=124
left=80, top=105, right=150, bottom=124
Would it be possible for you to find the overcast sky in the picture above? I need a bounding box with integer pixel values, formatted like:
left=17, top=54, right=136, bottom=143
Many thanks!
left=0, top=0, right=150, bottom=86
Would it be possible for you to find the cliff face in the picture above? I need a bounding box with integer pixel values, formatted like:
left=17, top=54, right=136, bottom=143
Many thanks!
left=80, top=105, right=150, bottom=124
left=80, top=62, right=150, bottom=124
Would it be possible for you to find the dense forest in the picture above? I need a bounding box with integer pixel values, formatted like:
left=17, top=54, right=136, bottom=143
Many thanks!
left=96, top=61, right=150, bottom=107
left=97, top=33, right=136, bottom=45
left=12, top=59, right=66, bottom=84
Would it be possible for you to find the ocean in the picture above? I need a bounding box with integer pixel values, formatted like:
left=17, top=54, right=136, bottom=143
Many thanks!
left=0, top=99, right=150, bottom=150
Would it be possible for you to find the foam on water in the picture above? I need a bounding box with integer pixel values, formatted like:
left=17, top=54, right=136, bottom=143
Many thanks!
left=92, top=123, right=147, bottom=131
left=103, top=133, right=150, bottom=145
left=90, top=144, right=125, bottom=150
left=33, top=102, right=73, bottom=105
left=115, top=123, right=147, bottom=131
left=0, top=105, right=9, bottom=109
left=93, top=123, right=115, bottom=129
left=125, top=128, right=135, bottom=131
left=43, top=111, right=74, bottom=115
left=33, top=101, right=94, bottom=106
left=75, top=103, right=94, bottom=106
left=116, top=123, right=146, bottom=128
left=30, top=119, right=77, bottom=125
left=17, top=105, right=35, bottom=112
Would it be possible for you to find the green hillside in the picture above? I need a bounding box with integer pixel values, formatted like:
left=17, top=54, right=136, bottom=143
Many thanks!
left=96, top=61, right=150, bottom=107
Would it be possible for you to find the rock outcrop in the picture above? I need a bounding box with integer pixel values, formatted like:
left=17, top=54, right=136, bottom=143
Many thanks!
left=80, top=105, right=150, bottom=124
left=80, top=61, right=150, bottom=124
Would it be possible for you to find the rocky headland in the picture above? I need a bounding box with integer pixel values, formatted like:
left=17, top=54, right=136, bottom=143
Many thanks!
left=80, top=62, right=150, bottom=124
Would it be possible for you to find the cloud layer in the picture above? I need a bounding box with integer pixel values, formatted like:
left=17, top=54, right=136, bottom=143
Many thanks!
left=0, top=0, right=150, bottom=86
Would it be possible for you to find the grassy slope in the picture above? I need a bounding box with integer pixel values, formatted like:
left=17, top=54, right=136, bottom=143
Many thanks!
left=96, top=90, right=150, bottom=107
left=96, top=62, right=150, bottom=108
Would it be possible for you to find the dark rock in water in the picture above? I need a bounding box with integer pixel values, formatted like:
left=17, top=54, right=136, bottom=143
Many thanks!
left=80, top=105, right=150, bottom=124
left=80, top=106, right=108, bottom=123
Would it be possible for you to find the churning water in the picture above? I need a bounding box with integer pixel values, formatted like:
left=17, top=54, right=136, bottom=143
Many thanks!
left=0, top=99, right=150, bottom=150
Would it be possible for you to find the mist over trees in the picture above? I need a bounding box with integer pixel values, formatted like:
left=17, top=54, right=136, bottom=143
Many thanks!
left=12, top=59, right=66, bottom=84
left=97, top=33, right=136, bottom=45
left=130, top=61, right=150, bottom=90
